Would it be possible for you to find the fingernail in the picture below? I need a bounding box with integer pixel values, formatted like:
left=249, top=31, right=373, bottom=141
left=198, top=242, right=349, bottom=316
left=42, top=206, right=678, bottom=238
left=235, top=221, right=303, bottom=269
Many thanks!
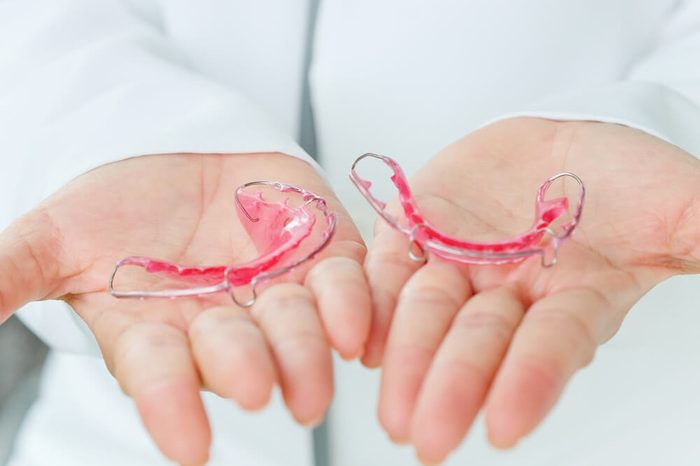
left=417, top=456, right=442, bottom=466
left=338, top=344, right=363, bottom=361
left=360, top=348, right=382, bottom=368
left=387, top=432, right=410, bottom=445
left=181, top=457, right=209, bottom=466
left=487, top=430, right=519, bottom=450
left=302, top=415, right=326, bottom=429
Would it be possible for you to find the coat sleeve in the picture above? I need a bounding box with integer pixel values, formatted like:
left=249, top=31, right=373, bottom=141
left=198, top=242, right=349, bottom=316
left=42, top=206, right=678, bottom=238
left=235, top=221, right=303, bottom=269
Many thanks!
left=482, top=0, right=700, bottom=157
left=0, top=0, right=313, bottom=355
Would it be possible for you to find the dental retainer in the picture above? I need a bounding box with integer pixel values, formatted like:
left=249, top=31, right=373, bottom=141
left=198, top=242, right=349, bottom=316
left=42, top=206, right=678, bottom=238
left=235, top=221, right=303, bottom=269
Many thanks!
left=109, top=181, right=337, bottom=307
left=350, top=153, right=584, bottom=267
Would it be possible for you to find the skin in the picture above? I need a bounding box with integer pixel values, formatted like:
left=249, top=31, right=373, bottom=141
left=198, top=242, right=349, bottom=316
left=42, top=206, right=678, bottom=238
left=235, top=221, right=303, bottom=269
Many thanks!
left=0, top=152, right=371, bottom=466
left=2, top=118, right=699, bottom=465
left=365, top=117, right=700, bottom=464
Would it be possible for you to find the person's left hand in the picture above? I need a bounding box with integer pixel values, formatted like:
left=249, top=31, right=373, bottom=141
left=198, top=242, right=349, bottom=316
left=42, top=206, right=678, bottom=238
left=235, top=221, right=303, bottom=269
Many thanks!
left=363, top=117, right=700, bottom=463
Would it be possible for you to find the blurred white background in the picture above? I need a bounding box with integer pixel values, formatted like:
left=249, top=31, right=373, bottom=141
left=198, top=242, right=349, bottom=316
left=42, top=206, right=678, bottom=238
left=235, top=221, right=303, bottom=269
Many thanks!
left=0, top=319, right=46, bottom=465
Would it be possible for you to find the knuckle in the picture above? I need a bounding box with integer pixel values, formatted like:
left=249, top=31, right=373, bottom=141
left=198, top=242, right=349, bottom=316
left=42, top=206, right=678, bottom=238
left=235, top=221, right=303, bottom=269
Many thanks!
left=189, top=307, right=255, bottom=341
left=436, top=355, right=491, bottom=385
left=306, top=256, right=363, bottom=286
left=20, top=207, right=64, bottom=280
left=253, top=290, right=314, bottom=325
left=270, top=330, right=327, bottom=358
left=512, top=355, right=565, bottom=395
left=258, top=283, right=312, bottom=304
left=454, top=309, right=515, bottom=341
left=0, top=208, right=63, bottom=313
left=527, top=309, right=598, bottom=368
left=367, top=247, right=413, bottom=273
left=112, top=323, right=186, bottom=382
left=400, top=283, right=463, bottom=313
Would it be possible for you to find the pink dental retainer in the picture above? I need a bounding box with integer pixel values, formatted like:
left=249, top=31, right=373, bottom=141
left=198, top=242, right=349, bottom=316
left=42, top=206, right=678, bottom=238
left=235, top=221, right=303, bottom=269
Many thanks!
left=109, top=181, right=337, bottom=307
left=350, top=153, right=585, bottom=267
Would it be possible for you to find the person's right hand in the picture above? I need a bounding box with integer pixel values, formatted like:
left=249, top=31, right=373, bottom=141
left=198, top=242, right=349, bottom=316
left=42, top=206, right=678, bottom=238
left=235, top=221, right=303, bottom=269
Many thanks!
left=0, top=152, right=370, bottom=466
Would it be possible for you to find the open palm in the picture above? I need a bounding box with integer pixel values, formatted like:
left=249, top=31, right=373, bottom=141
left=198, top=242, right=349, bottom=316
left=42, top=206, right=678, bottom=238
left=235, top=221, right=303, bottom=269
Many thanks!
left=0, top=152, right=370, bottom=465
left=364, top=118, right=700, bottom=463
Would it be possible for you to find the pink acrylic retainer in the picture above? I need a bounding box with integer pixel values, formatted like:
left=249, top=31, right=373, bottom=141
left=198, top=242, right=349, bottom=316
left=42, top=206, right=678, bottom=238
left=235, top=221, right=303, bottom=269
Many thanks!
left=350, top=153, right=585, bottom=267
left=109, top=181, right=337, bottom=307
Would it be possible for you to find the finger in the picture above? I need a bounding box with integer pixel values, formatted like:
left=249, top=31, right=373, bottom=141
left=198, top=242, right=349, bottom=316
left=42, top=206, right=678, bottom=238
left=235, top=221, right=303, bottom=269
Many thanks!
left=111, top=320, right=210, bottom=466
left=485, top=288, right=619, bottom=448
left=378, top=260, right=470, bottom=442
left=190, top=306, right=277, bottom=410
left=252, top=283, right=333, bottom=425
left=306, top=240, right=371, bottom=360
left=410, top=287, right=524, bottom=464
left=363, top=224, right=423, bottom=367
left=0, top=210, right=63, bottom=322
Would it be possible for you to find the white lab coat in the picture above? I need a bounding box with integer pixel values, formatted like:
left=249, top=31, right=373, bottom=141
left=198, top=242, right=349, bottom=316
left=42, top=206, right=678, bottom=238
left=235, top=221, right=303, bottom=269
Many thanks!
left=1, top=1, right=700, bottom=465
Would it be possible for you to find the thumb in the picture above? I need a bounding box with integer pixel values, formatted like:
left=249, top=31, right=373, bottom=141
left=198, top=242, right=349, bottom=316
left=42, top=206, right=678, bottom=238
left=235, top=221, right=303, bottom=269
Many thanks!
left=0, top=209, right=63, bottom=323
